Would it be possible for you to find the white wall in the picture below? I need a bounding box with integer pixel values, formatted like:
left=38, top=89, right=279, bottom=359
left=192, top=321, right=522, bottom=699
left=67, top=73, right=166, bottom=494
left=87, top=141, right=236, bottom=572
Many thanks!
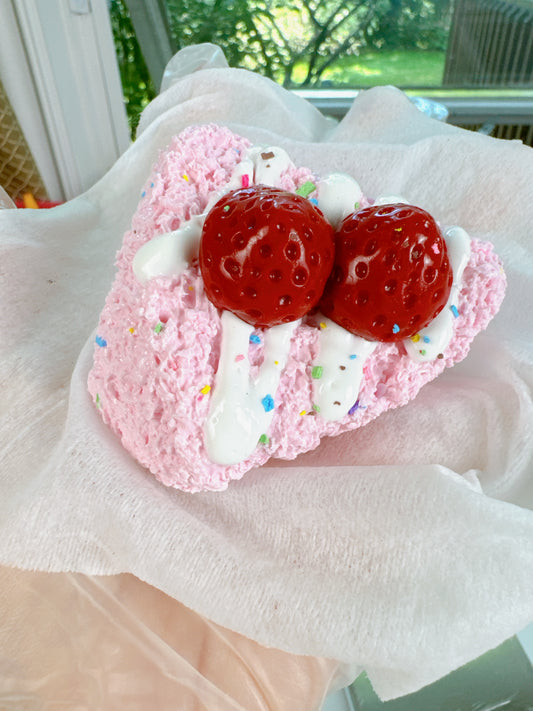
left=0, top=0, right=130, bottom=200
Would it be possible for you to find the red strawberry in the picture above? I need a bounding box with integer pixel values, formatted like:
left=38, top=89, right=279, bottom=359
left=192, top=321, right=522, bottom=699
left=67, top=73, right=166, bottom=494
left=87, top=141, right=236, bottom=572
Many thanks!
left=199, top=186, right=335, bottom=328
left=320, top=203, right=453, bottom=342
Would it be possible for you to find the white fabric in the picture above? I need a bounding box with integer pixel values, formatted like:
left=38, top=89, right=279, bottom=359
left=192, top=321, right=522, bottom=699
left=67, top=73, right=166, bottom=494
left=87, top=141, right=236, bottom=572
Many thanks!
left=1, top=45, right=533, bottom=700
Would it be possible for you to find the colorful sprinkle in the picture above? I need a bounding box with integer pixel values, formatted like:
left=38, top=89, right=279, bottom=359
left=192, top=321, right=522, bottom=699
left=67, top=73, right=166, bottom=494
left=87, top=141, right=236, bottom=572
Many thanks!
left=295, top=181, right=316, bottom=198
left=394, top=227, right=403, bottom=232
left=349, top=354, right=357, bottom=359
left=419, top=349, right=427, bottom=356
left=95, top=335, right=107, bottom=347
left=200, top=385, right=211, bottom=395
left=319, top=321, right=327, bottom=330
left=95, top=393, right=101, bottom=408
left=235, top=354, right=245, bottom=362
left=312, top=365, right=323, bottom=379
left=411, top=334, right=421, bottom=343
left=223, top=205, right=230, bottom=212
left=241, top=174, right=250, bottom=188
left=392, top=323, right=400, bottom=334
left=249, top=334, right=261, bottom=344
left=188, top=285, right=194, bottom=291
left=259, top=434, right=269, bottom=445
left=354, top=201, right=360, bottom=210
left=154, top=322, right=164, bottom=333
left=141, top=191, right=146, bottom=197
left=312, top=404, right=321, bottom=413
left=310, top=198, right=318, bottom=206
left=274, top=360, right=279, bottom=365
left=450, top=305, right=460, bottom=318
left=150, top=182, right=154, bottom=188
left=182, top=174, right=189, bottom=182
left=423, top=336, right=431, bottom=343
left=348, top=400, right=360, bottom=416
left=299, top=410, right=307, bottom=416
left=128, top=327, right=135, bottom=334
left=261, top=394, right=275, bottom=413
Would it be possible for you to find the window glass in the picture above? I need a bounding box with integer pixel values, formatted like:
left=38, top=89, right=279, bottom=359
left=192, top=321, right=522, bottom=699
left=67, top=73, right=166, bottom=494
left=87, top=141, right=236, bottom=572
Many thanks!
left=109, top=0, right=533, bottom=137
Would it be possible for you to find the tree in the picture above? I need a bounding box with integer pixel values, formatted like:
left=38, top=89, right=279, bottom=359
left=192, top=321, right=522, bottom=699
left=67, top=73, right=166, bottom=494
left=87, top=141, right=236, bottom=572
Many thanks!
left=165, top=0, right=452, bottom=87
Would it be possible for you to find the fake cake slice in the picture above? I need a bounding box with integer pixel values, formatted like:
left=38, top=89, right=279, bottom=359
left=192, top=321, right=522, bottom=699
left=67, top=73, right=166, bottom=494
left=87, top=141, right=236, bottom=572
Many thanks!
left=88, top=124, right=506, bottom=492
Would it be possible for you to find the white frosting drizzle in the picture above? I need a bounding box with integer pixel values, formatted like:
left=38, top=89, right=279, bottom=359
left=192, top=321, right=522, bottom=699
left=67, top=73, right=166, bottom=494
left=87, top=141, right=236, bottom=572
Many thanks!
left=131, top=148, right=473, bottom=460
left=317, top=173, right=363, bottom=228
left=132, top=217, right=203, bottom=284
left=204, top=312, right=298, bottom=465
left=312, top=317, right=376, bottom=421
left=403, top=225, right=471, bottom=362
left=246, top=145, right=293, bottom=186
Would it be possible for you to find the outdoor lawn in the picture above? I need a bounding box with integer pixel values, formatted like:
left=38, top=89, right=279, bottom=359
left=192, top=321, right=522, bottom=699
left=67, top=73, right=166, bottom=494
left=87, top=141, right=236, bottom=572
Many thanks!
left=294, top=49, right=447, bottom=88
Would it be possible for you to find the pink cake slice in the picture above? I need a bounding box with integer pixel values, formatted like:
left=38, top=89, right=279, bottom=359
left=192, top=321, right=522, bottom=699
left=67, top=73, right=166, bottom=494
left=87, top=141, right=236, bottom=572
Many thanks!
left=88, top=124, right=506, bottom=492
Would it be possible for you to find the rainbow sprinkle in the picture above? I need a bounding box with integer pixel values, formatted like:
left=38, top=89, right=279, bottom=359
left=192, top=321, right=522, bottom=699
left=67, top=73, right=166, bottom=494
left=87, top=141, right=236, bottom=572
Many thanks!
left=299, top=410, right=307, bottom=416
left=259, top=434, right=269, bottom=445
left=320, top=321, right=327, bottom=330
left=312, top=366, right=323, bottom=379
left=349, top=354, right=357, bottom=359
left=295, top=181, right=316, bottom=198
left=423, top=336, right=431, bottom=343
left=182, top=174, right=189, bottom=182
left=392, top=323, right=400, bottom=334
left=235, top=354, right=245, bottom=362
left=200, top=385, right=211, bottom=395
left=411, top=334, right=421, bottom=343
left=95, top=335, right=107, bottom=347
left=128, top=327, right=135, bottom=334
left=312, top=404, right=321, bottom=413
left=450, top=305, right=460, bottom=318
left=261, top=394, right=275, bottom=413
left=154, top=322, right=164, bottom=333
left=95, top=393, right=101, bottom=408
left=249, top=334, right=261, bottom=344
left=223, top=205, right=230, bottom=212
left=354, top=201, right=360, bottom=210
left=242, top=174, right=250, bottom=188
left=348, top=400, right=360, bottom=416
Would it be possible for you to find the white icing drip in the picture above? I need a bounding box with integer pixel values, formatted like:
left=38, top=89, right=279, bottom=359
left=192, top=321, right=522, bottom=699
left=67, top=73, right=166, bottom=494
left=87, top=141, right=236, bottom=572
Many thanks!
left=131, top=146, right=472, bottom=462
left=132, top=217, right=203, bottom=284
left=246, top=146, right=293, bottom=186
left=317, top=173, right=363, bottom=228
left=312, top=317, right=377, bottom=421
left=403, top=225, right=471, bottom=362
left=205, top=312, right=298, bottom=465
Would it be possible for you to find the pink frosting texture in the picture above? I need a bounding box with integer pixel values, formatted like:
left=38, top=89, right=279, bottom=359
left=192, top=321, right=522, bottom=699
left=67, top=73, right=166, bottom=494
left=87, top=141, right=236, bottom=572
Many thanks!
left=88, top=124, right=506, bottom=492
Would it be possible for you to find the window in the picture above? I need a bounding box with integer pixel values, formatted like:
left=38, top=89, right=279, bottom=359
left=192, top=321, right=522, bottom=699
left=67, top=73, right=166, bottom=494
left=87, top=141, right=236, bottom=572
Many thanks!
left=111, top=0, right=533, bottom=142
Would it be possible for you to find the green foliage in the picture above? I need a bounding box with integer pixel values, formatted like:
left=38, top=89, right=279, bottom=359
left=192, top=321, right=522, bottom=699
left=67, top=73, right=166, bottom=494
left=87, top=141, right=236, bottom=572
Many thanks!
left=109, top=0, right=453, bottom=133
left=109, top=0, right=156, bottom=135
left=163, top=0, right=452, bottom=86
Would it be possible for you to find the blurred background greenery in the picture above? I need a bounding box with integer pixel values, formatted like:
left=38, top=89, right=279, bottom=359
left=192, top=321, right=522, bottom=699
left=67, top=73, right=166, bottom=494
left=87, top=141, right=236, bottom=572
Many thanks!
left=109, top=0, right=452, bottom=135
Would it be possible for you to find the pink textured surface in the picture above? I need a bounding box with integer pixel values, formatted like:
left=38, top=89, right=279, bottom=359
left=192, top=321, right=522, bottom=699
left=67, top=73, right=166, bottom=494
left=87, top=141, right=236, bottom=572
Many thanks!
left=88, top=125, right=506, bottom=492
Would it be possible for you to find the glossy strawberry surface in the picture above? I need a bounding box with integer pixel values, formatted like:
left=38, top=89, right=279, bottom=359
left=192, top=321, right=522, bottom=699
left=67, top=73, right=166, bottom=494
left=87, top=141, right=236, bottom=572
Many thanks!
left=320, top=203, right=453, bottom=342
left=200, top=186, right=335, bottom=328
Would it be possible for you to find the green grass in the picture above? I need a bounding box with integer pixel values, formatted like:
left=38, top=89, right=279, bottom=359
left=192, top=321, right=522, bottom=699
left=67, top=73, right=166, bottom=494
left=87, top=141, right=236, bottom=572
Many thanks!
left=293, top=49, right=446, bottom=89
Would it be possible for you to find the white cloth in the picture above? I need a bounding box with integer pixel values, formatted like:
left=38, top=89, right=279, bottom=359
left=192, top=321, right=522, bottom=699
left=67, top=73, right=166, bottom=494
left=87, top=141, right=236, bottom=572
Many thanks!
left=1, top=45, right=533, bottom=700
